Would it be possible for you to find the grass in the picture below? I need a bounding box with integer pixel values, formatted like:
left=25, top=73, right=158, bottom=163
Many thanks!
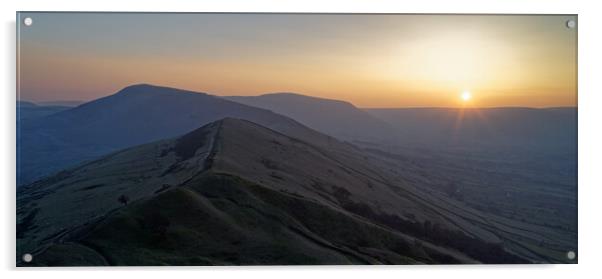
left=30, top=172, right=461, bottom=265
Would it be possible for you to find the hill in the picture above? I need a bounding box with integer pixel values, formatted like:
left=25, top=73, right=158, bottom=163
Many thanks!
left=17, top=118, right=544, bottom=266
left=17, top=84, right=321, bottom=185
left=225, top=93, right=392, bottom=141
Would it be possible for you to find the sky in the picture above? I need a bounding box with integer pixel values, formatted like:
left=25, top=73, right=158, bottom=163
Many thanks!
left=18, top=13, right=577, bottom=108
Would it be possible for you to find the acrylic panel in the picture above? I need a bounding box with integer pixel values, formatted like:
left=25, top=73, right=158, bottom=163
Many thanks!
left=16, top=12, right=577, bottom=266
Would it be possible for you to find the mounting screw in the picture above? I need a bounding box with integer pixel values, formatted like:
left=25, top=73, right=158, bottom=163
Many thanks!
left=567, top=251, right=576, bottom=260
left=22, top=253, right=33, bottom=263
left=566, top=20, right=576, bottom=29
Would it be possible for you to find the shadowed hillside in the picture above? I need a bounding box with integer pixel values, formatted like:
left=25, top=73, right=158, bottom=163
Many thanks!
left=17, top=118, right=548, bottom=266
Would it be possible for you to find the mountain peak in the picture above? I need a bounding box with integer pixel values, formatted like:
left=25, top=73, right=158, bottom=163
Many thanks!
left=116, top=84, right=208, bottom=96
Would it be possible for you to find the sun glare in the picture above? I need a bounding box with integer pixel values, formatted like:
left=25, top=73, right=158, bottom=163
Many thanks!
left=461, top=91, right=472, bottom=102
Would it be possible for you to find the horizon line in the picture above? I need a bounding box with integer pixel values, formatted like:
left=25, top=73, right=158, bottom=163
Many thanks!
left=18, top=83, right=578, bottom=110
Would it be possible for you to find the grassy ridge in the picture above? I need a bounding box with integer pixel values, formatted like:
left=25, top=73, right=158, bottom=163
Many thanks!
left=31, top=172, right=471, bottom=265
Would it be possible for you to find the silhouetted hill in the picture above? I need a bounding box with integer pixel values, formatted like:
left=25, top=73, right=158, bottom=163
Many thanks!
left=225, top=93, right=392, bottom=141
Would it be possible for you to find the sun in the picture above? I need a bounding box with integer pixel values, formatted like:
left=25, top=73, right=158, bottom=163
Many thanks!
left=461, top=91, right=472, bottom=102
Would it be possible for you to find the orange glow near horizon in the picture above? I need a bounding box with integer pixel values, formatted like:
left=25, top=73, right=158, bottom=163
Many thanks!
left=18, top=13, right=577, bottom=108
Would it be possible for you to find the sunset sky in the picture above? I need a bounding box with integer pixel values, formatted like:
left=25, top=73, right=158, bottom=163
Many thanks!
left=18, top=13, right=577, bottom=108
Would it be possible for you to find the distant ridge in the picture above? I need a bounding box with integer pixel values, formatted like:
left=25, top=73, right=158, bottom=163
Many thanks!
left=17, top=101, right=72, bottom=121
left=225, top=92, right=393, bottom=141
left=365, top=107, right=577, bottom=151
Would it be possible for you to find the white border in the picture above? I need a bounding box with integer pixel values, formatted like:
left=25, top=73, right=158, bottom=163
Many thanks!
left=2, top=1, right=601, bottom=279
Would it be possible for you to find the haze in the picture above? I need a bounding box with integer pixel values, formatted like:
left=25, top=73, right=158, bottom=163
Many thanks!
left=18, top=13, right=576, bottom=107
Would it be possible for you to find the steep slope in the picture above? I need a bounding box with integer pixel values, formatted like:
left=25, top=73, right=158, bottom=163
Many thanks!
left=225, top=93, right=392, bottom=142
left=18, top=118, right=541, bottom=266
left=17, top=84, right=324, bottom=185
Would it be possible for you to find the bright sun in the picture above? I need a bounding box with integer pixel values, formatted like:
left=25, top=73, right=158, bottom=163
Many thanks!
left=461, top=91, right=472, bottom=102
